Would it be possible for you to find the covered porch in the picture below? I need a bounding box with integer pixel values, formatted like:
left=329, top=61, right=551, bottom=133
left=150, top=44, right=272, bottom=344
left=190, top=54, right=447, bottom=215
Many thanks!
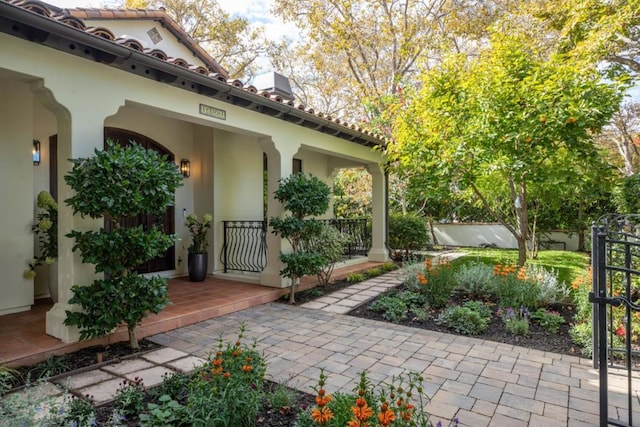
left=0, top=261, right=382, bottom=368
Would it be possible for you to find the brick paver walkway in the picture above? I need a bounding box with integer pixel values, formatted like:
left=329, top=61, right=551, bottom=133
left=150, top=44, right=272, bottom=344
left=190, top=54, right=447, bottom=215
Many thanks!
left=150, top=296, right=639, bottom=426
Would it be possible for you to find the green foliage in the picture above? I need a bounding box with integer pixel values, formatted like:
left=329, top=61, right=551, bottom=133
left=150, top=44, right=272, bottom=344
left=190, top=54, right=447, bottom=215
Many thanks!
left=569, top=321, right=594, bottom=358
left=64, top=141, right=183, bottom=220
left=139, top=395, right=186, bottom=427
left=61, top=395, right=97, bottom=426
left=67, top=227, right=175, bottom=275
left=114, top=377, right=145, bottom=419
left=187, top=326, right=266, bottom=426
left=531, top=308, right=565, bottom=334
left=364, top=267, right=382, bottom=277
left=0, top=367, right=21, bottom=395
left=499, top=306, right=531, bottom=336
left=461, top=300, right=492, bottom=319
left=388, top=212, right=429, bottom=259
left=308, top=224, right=350, bottom=286
left=267, top=382, right=298, bottom=411
left=269, top=173, right=331, bottom=303
left=381, top=261, right=398, bottom=272
left=436, top=305, right=488, bottom=335
left=185, top=213, right=212, bottom=254
left=24, top=190, right=58, bottom=279
left=154, top=371, right=191, bottom=402
left=66, top=275, right=169, bottom=342
left=346, top=272, right=365, bottom=283
left=614, top=174, right=640, bottom=213
left=30, top=355, right=70, bottom=379
left=369, top=294, right=408, bottom=323
left=332, top=167, right=372, bottom=219
left=272, top=173, right=330, bottom=219
left=416, top=259, right=457, bottom=309
left=489, top=266, right=541, bottom=309
left=63, top=141, right=181, bottom=349
left=454, top=262, right=495, bottom=299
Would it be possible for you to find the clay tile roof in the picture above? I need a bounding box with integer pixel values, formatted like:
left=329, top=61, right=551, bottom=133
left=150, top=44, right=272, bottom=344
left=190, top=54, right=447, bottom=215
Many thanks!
left=85, top=26, right=115, bottom=40
left=145, top=48, right=168, bottom=60
left=115, top=37, right=144, bottom=51
left=1, top=0, right=387, bottom=147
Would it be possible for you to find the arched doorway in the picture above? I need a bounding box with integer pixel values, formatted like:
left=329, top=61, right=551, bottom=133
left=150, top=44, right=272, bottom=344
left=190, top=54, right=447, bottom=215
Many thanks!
left=103, top=127, right=176, bottom=273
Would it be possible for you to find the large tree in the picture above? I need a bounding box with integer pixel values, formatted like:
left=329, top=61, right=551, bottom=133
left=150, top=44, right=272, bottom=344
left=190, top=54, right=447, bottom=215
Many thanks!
left=272, top=0, right=449, bottom=120
left=389, top=33, right=623, bottom=265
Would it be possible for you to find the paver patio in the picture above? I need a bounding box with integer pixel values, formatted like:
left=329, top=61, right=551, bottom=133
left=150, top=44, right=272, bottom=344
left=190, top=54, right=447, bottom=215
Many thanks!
left=150, top=300, right=639, bottom=427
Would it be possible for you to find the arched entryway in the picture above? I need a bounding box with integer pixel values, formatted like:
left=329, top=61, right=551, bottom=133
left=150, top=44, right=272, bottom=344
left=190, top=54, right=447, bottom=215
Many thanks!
left=104, top=127, right=176, bottom=273
left=49, top=128, right=177, bottom=274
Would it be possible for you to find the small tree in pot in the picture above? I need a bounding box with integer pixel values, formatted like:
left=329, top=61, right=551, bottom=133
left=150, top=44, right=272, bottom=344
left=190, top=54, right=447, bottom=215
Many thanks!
left=269, top=173, right=330, bottom=303
left=63, top=141, right=183, bottom=349
left=185, top=213, right=212, bottom=281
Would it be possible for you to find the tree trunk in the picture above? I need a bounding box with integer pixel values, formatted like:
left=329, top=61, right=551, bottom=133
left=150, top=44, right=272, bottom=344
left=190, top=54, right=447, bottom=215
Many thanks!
left=289, top=276, right=297, bottom=304
left=128, top=326, right=139, bottom=349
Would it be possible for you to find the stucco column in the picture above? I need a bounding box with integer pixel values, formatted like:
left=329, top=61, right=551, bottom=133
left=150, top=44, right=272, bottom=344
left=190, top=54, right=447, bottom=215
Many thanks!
left=41, top=90, right=123, bottom=343
left=366, top=163, right=389, bottom=262
left=260, top=138, right=300, bottom=287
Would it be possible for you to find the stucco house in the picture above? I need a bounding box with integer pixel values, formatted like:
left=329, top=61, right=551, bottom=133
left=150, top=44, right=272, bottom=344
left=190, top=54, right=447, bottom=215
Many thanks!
left=0, top=0, right=388, bottom=344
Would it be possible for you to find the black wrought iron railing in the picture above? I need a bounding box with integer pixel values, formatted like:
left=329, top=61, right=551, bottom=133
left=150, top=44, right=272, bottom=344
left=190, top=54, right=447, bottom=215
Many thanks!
left=221, top=218, right=370, bottom=273
left=319, top=218, right=371, bottom=259
left=221, top=220, right=267, bottom=273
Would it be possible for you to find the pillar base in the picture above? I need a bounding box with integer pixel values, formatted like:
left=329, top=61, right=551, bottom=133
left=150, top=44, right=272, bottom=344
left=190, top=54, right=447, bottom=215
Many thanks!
left=367, top=248, right=390, bottom=262
left=259, top=271, right=288, bottom=288
left=46, top=303, right=81, bottom=344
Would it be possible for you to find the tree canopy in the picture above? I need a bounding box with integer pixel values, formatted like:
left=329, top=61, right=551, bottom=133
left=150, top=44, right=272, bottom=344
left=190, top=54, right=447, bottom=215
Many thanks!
left=388, top=33, right=624, bottom=265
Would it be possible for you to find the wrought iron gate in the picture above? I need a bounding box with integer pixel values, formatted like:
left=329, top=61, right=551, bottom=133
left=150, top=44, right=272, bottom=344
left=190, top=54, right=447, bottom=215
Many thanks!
left=590, top=214, right=640, bottom=426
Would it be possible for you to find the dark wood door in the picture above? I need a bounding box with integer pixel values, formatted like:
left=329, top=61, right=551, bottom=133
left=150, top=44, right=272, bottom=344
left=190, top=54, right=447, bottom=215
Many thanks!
left=104, top=127, right=176, bottom=273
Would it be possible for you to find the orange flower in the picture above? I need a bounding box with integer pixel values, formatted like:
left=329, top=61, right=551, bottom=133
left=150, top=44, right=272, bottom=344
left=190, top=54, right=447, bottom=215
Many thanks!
left=223, top=372, right=231, bottom=378
left=213, top=358, right=223, bottom=367
left=315, top=394, right=332, bottom=406
left=351, top=398, right=373, bottom=420
left=311, top=406, right=334, bottom=424
left=417, top=273, right=428, bottom=285
left=377, top=409, right=396, bottom=426
left=346, top=420, right=369, bottom=427
left=232, top=349, right=242, bottom=357
left=242, top=365, right=253, bottom=372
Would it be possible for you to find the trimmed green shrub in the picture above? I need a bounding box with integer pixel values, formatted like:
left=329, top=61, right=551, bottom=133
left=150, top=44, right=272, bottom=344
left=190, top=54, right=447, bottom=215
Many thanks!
left=388, top=213, right=429, bottom=259
left=436, top=306, right=488, bottom=335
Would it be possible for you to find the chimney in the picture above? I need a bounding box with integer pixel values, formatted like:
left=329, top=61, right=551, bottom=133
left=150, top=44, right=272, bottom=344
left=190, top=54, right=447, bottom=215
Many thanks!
left=253, top=71, right=294, bottom=102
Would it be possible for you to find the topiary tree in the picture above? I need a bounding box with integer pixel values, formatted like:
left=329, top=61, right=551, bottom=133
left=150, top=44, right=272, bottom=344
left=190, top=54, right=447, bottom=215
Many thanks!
left=388, top=212, right=429, bottom=260
left=63, top=141, right=183, bottom=349
left=269, top=173, right=331, bottom=303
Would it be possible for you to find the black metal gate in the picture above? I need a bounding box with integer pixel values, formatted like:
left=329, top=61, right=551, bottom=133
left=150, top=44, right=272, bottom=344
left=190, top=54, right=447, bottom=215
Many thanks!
left=590, top=214, right=640, bottom=426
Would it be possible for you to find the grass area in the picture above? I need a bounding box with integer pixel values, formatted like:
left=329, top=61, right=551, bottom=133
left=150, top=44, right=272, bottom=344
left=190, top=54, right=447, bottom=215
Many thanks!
left=449, top=248, right=590, bottom=286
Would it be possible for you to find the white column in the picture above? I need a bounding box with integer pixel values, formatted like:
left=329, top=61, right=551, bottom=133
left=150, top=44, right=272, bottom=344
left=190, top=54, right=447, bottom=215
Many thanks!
left=259, top=138, right=300, bottom=287
left=40, top=88, right=123, bottom=343
left=366, top=163, right=389, bottom=262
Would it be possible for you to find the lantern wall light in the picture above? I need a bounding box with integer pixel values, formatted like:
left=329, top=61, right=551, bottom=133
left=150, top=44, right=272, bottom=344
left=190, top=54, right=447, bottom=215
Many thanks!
left=33, top=140, right=41, bottom=166
left=180, top=159, right=190, bottom=178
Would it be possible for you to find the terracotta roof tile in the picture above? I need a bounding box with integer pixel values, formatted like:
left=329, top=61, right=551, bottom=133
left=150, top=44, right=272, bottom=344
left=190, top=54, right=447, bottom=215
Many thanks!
left=1, top=0, right=387, bottom=146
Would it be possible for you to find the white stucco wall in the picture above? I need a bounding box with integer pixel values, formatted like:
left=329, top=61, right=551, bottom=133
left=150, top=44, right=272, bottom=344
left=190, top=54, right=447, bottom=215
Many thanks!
left=0, top=79, right=36, bottom=314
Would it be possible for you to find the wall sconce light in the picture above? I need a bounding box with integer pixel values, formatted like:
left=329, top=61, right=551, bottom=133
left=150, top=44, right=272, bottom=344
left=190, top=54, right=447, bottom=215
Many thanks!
left=32, top=140, right=41, bottom=166
left=180, top=159, right=190, bottom=178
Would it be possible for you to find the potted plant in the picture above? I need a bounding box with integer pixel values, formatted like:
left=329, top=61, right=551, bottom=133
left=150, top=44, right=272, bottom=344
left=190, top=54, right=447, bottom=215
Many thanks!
left=24, top=191, right=58, bottom=302
left=185, top=213, right=212, bottom=282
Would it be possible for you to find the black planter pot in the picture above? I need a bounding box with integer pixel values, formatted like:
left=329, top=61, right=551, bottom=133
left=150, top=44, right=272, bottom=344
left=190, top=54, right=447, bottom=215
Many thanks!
left=188, top=252, right=208, bottom=282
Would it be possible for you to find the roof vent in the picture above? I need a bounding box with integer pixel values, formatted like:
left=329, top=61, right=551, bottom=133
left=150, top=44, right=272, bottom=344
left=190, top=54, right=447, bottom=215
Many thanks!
left=253, top=71, right=294, bottom=102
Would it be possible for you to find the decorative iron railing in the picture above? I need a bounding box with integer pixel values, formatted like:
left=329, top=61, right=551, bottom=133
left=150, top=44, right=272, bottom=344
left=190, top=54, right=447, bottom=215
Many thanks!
left=319, top=218, right=371, bottom=259
left=221, top=218, right=370, bottom=273
left=221, top=220, right=267, bottom=273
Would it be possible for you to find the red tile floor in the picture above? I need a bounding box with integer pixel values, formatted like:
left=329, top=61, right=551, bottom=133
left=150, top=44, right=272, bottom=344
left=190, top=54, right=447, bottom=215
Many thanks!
left=0, top=262, right=381, bottom=367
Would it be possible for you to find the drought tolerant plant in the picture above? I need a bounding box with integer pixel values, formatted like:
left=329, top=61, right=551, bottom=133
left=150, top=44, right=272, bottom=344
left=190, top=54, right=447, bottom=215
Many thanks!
left=436, top=305, right=489, bottom=335
left=139, top=395, right=186, bottom=427
left=530, top=308, right=565, bottom=334
left=370, top=293, right=409, bottom=323
left=63, top=141, right=183, bottom=349
left=489, top=264, right=541, bottom=309
left=525, top=264, right=570, bottom=306
left=454, top=261, right=495, bottom=299
left=269, top=173, right=331, bottom=303
left=114, top=377, right=145, bottom=419
left=187, top=324, right=267, bottom=426
left=297, top=369, right=438, bottom=427
left=346, top=272, right=366, bottom=283
left=499, top=306, right=530, bottom=336
left=415, top=258, right=456, bottom=308
left=30, top=354, right=70, bottom=379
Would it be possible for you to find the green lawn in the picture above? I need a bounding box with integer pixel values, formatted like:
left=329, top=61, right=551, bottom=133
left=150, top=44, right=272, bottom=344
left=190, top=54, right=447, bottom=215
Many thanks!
left=448, top=248, right=590, bottom=286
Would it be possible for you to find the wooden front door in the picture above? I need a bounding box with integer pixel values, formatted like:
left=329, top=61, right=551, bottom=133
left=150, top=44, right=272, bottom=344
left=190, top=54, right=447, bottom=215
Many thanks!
left=104, top=127, right=176, bottom=273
